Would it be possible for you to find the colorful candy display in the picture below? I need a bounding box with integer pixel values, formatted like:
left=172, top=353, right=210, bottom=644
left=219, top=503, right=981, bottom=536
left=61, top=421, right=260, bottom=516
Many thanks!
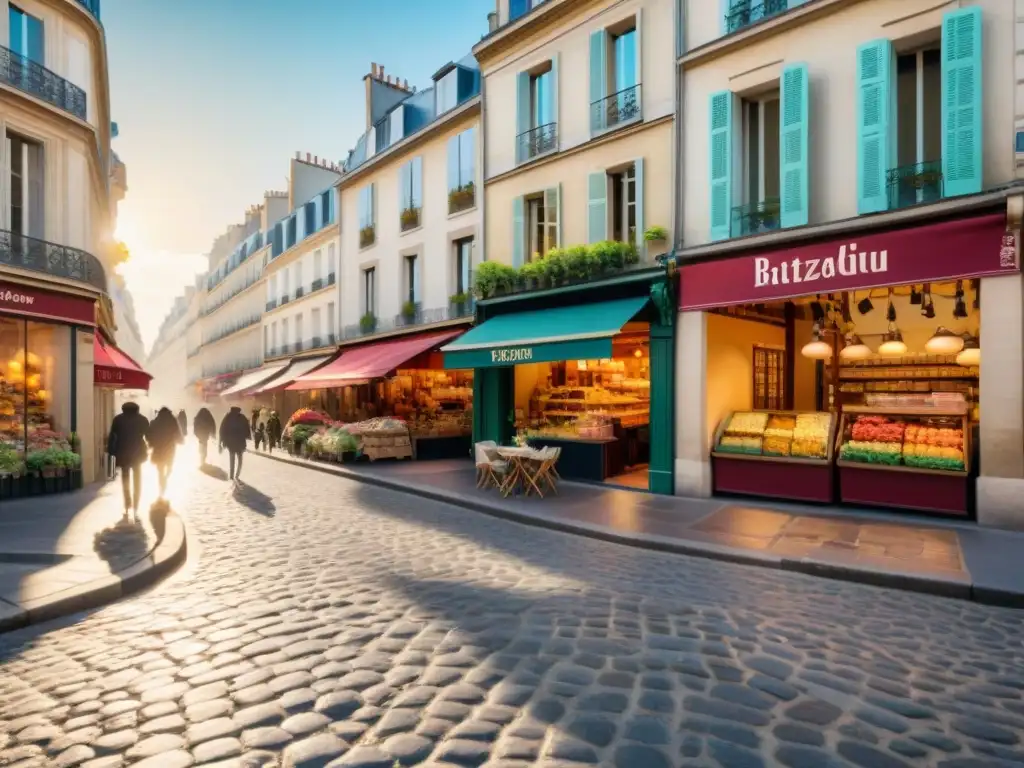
left=792, top=413, right=831, bottom=458
left=718, top=411, right=832, bottom=460
left=840, top=414, right=966, bottom=471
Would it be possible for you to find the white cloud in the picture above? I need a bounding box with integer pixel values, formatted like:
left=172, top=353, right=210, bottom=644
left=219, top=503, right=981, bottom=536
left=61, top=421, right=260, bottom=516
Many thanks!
left=117, top=250, right=206, bottom=351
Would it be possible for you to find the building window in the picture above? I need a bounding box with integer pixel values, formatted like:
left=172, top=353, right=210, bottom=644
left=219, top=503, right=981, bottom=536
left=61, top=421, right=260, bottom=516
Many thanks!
left=281, top=269, right=290, bottom=302
left=447, top=128, right=476, bottom=214
left=454, top=237, right=473, bottom=295
left=286, top=216, right=297, bottom=249
left=293, top=262, right=302, bottom=296
left=295, top=314, right=303, bottom=350
left=359, top=185, right=375, bottom=248
left=272, top=223, right=283, bottom=257
left=739, top=91, right=781, bottom=235
left=311, top=308, right=321, bottom=345
left=313, top=249, right=323, bottom=283
left=281, top=317, right=289, bottom=347
left=363, top=267, right=376, bottom=316
left=327, top=302, right=336, bottom=338
left=327, top=243, right=336, bottom=279
left=264, top=326, right=269, bottom=354
left=893, top=46, right=942, bottom=208
left=608, top=164, right=636, bottom=244
left=399, top=157, right=423, bottom=232
left=405, top=254, right=418, bottom=304
left=436, top=69, right=458, bottom=114
left=8, top=5, right=44, bottom=64
left=527, top=193, right=558, bottom=261
left=321, top=190, right=333, bottom=226
left=6, top=132, right=43, bottom=239
left=530, top=66, right=554, bottom=129
left=752, top=345, right=785, bottom=410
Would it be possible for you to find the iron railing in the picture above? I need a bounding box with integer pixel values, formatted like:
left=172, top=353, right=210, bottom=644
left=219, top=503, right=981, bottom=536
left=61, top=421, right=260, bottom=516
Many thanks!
left=266, top=299, right=277, bottom=312
left=341, top=299, right=475, bottom=341
left=311, top=278, right=324, bottom=293
left=448, top=183, right=476, bottom=215
left=203, top=276, right=260, bottom=316
left=725, top=0, right=788, bottom=34
left=0, top=228, right=106, bottom=292
left=281, top=294, right=291, bottom=305
left=731, top=198, right=781, bottom=237
left=400, top=207, right=421, bottom=232
left=516, top=122, right=557, bottom=164
left=591, top=84, right=641, bottom=133
left=887, top=160, right=943, bottom=210
left=311, top=336, right=323, bottom=350
left=327, top=272, right=336, bottom=286
left=0, top=45, right=87, bottom=121
left=295, top=286, right=305, bottom=299
left=203, top=315, right=261, bottom=346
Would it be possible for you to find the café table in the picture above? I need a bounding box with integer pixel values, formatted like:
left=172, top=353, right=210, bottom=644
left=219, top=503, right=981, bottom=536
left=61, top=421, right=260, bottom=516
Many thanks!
left=495, top=445, right=547, bottom=498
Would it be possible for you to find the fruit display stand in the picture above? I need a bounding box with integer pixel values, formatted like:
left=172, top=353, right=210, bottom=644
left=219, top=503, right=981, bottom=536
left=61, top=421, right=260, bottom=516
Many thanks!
left=835, top=403, right=970, bottom=516
left=711, top=411, right=836, bottom=503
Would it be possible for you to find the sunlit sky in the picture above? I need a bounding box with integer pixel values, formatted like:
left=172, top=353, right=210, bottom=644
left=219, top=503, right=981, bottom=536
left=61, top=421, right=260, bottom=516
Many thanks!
left=106, top=0, right=487, bottom=350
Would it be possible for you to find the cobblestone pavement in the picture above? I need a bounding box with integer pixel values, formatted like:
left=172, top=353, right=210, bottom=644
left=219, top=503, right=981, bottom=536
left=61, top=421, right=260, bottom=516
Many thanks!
left=2, top=452, right=1024, bottom=768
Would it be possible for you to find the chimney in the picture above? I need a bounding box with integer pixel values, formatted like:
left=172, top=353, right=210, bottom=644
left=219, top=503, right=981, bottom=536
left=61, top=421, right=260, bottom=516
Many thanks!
left=313, top=155, right=318, bottom=165
left=306, top=152, right=311, bottom=162
left=488, top=11, right=498, bottom=32
left=294, top=151, right=300, bottom=159
left=371, top=62, right=379, bottom=78
left=379, top=65, right=385, bottom=80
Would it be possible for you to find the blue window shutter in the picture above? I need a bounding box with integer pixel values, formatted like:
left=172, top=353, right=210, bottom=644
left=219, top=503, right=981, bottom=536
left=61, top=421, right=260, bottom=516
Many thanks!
left=942, top=7, right=983, bottom=198
left=512, top=197, right=525, bottom=267
left=780, top=63, right=809, bottom=229
left=634, top=157, right=645, bottom=253
left=589, top=30, right=607, bottom=133
left=509, top=0, right=528, bottom=22
left=587, top=171, right=607, bottom=244
left=709, top=90, right=733, bottom=242
left=856, top=39, right=892, bottom=214
left=515, top=72, right=530, bottom=163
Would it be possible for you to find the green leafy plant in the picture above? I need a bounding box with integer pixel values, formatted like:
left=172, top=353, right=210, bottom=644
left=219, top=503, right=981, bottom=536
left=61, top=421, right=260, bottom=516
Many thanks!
left=473, top=261, right=516, bottom=299
left=541, top=249, right=568, bottom=285
left=359, top=225, right=376, bottom=248
left=564, top=245, right=592, bottom=281
left=644, top=225, right=668, bottom=242
left=519, top=259, right=545, bottom=289
left=448, top=182, right=476, bottom=214
left=400, top=207, right=420, bottom=231
left=360, top=312, right=377, bottom=333
left=401, top=300, right=418, bottom=320
left=449, top=291, right=470, bottom=306
left=0, top=443, right=24, bottom=476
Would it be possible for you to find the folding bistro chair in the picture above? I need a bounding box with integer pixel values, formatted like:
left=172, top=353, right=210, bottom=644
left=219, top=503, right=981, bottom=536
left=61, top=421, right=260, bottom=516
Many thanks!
left=478, top=442, right=508, bottom=491
left=535, top=446, right=560, bottom=496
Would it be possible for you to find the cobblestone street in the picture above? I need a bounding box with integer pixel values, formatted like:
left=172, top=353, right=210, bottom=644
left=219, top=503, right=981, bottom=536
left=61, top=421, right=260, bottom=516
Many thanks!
left=1, top=452, right=1023, bottom=768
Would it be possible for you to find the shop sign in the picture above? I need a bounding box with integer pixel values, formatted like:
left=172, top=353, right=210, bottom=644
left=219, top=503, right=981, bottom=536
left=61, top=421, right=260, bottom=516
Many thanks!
left=679, top=213, right=1014, bottom=310
left=95, top=368, right=124, bottom=384
left=0, top=280, right=96, bottom=324
left=491, top=347, right=534, bottom=363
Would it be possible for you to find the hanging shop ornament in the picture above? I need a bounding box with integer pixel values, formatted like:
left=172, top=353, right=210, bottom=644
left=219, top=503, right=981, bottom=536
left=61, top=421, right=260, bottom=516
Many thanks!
left=801, top=322, right=833, bottom=360
left=953, top=280, right=969, bottom=319
left=839, top=333, right=872, bottom=360
left=956, top=334, right=981, bottom=367
left=878, top=324, right=908, bottom=357
left=910, top=286, right=923, bottom=305
left=921, top=284, right=936, bottom=319
left=886, top=288, right=897, bottom=323
left=810, top=294, right=826, bottom=322
left=925, top=326, right=965, bottom=355
left=857, top=293, right=874, bottom=315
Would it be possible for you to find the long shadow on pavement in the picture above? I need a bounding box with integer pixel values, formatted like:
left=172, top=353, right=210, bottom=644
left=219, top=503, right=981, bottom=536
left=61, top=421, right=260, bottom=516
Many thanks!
left=231, top=480, right=276, bottom=517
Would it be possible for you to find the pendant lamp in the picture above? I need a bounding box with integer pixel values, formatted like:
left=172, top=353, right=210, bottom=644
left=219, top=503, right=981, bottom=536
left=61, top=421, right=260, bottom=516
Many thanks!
left=956, top=335, right=980, bottom=367
left=925, top=327, right=965, bottom=355
left=801, top=324, right=832, bottom=360
left=839, top=333, right=871, bottom=360
left=878, top=327, right=907, bottom=357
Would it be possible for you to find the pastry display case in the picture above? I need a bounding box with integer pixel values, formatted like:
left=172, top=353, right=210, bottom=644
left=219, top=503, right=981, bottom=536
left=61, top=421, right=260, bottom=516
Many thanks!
left=836, top=397, right=971, bottom=516
left=711, top=410, right=836, bottom=502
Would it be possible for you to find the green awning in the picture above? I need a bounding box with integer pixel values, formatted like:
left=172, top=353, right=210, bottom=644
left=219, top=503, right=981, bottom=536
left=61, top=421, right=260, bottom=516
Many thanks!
left=442, top=296, right=649, bottom=369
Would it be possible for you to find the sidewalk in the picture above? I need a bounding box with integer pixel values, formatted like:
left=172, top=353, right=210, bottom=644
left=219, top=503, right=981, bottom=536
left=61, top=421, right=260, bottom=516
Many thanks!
left=257, top=451, right=1024, bottom=607
left=0, top=479, right=187, bottom=632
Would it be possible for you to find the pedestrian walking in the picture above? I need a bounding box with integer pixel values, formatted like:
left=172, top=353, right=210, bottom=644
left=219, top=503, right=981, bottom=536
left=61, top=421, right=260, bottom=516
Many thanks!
left=176, top=409, right=188, bottom=438
left=253, top=423, right=266, bottom=452
left=106, top=402, right=151, bottom=517
left=266, top=411, right=282, bottom=455
left=193, top=407, right=216, bottom=465
left=220, top=406, right=251, bottom=482
left=250, top=407, right=259, bottom=437
left=149, top=407, right=183, bottom=497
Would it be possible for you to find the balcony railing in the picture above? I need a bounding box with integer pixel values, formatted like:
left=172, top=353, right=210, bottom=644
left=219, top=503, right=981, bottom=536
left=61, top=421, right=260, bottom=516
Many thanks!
left=73, top=0, right=101, bottom=21
left=311, top=278, right=324, bottom=293
left=341, top=299, right=475, bottom=341
left=400, top=207, right=421, bottom=232
left=591, top=84, right=641, bottom=133
left=887, top=160, right=943, bottom=211
left=0, top=228, right=106, bottom=292
left=0, top=45, right=87, bottom=121
left=448, top=183, right=476, bottom=215
left=295, top=286, right=305, bottom=299
left=281, top=294, right=291, bottom=305
left=203, top=276, right=260, bottom=316
left=732, top=198, right=781, bottom=237
left=327, top=272, right=336, bottom=286
left=725, top=0, right=788, bottom=34
left=266, top=299, right=277, bottom=312
left=203, top=315, right=261, bottom=346
left=311, top=336, right=323, bottom=350
left=516, top=122, right=557, bottom=164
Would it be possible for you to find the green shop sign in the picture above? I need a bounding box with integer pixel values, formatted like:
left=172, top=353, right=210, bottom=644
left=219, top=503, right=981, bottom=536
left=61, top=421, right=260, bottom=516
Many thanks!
left=444, top=337, right=613, bottom=369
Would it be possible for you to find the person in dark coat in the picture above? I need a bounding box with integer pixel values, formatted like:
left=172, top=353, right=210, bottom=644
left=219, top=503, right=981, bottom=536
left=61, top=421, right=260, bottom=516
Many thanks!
left=266, top=411, right=282, bottom=455
left=193, top=407, right=216, bottom=465
left=149, top=407, right=183, bottom=496
left=250, top=407, right=259, bottom=437
left=220, top=406, right=252, bottom=482
left=176, top=409, right=188, bottom=437
left=106, top=401, right=150, bottom=517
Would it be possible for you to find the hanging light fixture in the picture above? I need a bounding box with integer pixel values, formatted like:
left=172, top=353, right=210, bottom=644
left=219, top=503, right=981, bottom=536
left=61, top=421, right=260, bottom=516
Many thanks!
left=878, top=325, right=907, bottom=357
left=953, top=281, right=969, bottom=319
left=839, top=333, right=872, bottom=360
left=801, top=323, right=833, bottom=360
left=956, top=335, right=981, bottom=367
left=925, top=326, right=965, bottom=355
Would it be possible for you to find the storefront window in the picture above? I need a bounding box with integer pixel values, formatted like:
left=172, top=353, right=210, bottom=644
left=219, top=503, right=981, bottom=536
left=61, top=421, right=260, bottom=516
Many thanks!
left=0, top=317, right=27, bottom=464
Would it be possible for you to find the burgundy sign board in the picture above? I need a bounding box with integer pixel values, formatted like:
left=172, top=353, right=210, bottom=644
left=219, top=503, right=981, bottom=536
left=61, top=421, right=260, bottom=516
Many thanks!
left=679, top=214, right=1015, bottom=310
left=0, top=280, right=96, bottom=325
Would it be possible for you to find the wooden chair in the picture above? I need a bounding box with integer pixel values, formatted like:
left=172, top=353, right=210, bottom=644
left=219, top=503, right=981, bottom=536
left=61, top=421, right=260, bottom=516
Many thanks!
left=522, top=447, right=560, bottom=498
left=475, top=441, right=507, bottom=490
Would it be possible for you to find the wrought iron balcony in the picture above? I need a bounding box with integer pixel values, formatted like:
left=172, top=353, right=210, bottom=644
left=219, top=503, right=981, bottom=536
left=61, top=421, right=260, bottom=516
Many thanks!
left=725, top=0, right=788, bottom=34
left=516, top=122, right=557, bottom=164
left=311, top=336, right=323, bottom=349
left=448, top=183, right=476, bottom=215
left=327, top=272, right=336, bottom=286
left=0, top=228, right=106, bottom=292
left=400, top=207, right=421, bottom=232
left=311, top=278, right=324, bottom=293
left=591, top=84, right=641, bottom=133
left=887, top=160, right=943, bottom=211
left=295, top=286, right=305, bottom=299
left=265, top=299, right=277, bottom=312
left=731, top=198, right=781, bottom=237
left=0, top=45, right=87, bottom=121
left=281, top=294, right=290, bottom=305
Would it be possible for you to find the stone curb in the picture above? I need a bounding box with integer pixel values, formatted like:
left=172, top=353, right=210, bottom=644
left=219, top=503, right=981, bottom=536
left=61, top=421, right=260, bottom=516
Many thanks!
left=257, top=451, right=1016, bottom=607
left=0, top=509, right=188, bottom=634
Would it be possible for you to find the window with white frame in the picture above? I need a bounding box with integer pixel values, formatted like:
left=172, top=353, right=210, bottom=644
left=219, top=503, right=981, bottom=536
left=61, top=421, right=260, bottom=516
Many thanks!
left=295, top=314, right=303, bottom=350
left=271, top=322, right=278, bottom=352
left=6, top=132, right=44, bottom=239
left=447, top=128, right=476, bottom=214
left=454, top=237, right=473, bottom=295
left=527, top=193, right=558, bottom=261
left=264, top=326, right=269, bottom=355
left=311, top=308, right=321, bottom=345
left=359, top=185, right=375, bottom=247
left=436, top=69, right=458, bottom=114
left=294, top=262, right=302, bottom=297
left=281, top=317, right=289, bottom=347
left=327, top=302, right=336, bottom=339
left=405, top=255, right=418, bottom=305
left=894, top=45, right=942, bottom=207
left=607, top=163, right=637, bottom=243
left=269, top=274, right=278, bottom=304
left=327, top=243, right=336, bottom=280
left=741, top=91, right=781, bottom=228
left=399, top=157, right=423, bottom=231
left=281, top=269, right=290, bottom=302
left=313, top=249, right=322, bottom=283
left=363, top=267, right=376, bottom=316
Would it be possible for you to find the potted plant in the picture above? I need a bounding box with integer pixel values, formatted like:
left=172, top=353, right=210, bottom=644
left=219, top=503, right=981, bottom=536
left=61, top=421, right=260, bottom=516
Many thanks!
left=359, top=225, right=375, bottom=248
left=494, top=263, right=518, bottom=295
left=0, top=443, right=23, bottom=500
left=519, top=260, right=544, bottom=291
left=360, top=312, right=377, bottom=333
left=25, top=450, right=46, bottom=495
left=542, top=249, right=568, bottom=286
left=401, top=300, right=418, bottom=322
left=400, top=207, right=420, bottom=231
left=449, top=292, right=471, bottom=315
left=448, top=181, right=475, bottom=213
left=644, top=225, right=668, bottom=243
left=473, top=262, right=504, bottom=300
left=565, top=246, right=591, bottom=283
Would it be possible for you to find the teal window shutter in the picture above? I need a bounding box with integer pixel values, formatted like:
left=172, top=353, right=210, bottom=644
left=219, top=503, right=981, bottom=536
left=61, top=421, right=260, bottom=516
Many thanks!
left=587, top=171, right=607, bottom=244
left=589, top=30, right=607, bottom=133
left=856, top=39, right=892, bottom=214
left=515, top=72, right=530, bottom=163
left=942, top=7, right=983, bottom=198
left=634, top=157, right=645, bottom=253
left=709, top=90, right=733, bottom=242
left=780, top=63, right=809, bottom=229
left=512, top=196, right=525, bottom=267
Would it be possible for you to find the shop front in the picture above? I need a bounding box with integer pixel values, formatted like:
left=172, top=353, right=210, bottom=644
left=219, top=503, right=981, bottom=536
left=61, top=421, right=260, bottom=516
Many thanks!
left=93, top=331, right=153, bottom=484
left=246, top=354, right=334, bottom=421
left=0, top=279, right=98, bottom=495
left=442, top=269, right=676, bottom=494
left=676, top=212, right=1017, bottom=518
left=287, top=329, right=474, bottom=461
left=218, top=362, right=290, bottom=413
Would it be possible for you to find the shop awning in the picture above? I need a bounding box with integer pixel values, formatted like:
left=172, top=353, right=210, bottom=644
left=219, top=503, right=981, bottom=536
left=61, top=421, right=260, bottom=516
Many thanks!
left=442, top=296, right=649, bottom=369
left=94, top=334, right=152, bottom=390
left=286, top=330, right=464, bottom=391
left=219, top=363, right=290, bottom=397
left=247, top=355, right=332, bottom=394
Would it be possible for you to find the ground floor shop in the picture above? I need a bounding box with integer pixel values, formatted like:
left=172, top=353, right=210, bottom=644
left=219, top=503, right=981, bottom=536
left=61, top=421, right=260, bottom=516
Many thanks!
left=675, top=211, right=1020, bottom=523
left=442, top=270, right=675, bottom=494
